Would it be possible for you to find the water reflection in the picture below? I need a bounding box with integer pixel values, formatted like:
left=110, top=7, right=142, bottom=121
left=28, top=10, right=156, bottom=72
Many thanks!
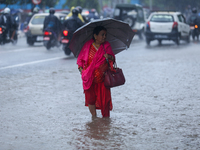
left=74, top=117, right=115, bottom=149
left=85, top=117, right=112, bottom=140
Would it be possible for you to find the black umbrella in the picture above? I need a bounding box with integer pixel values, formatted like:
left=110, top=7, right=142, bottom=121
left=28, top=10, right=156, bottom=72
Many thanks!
left=69, top=18, right=135, bottom=58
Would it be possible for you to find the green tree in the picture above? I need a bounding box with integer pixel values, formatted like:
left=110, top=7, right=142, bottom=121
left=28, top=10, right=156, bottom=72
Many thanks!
left=0, top=0, right=18, bottom=5
left=19, top=0, right=59, bottom=9
left=63, top=0, right=100, bottom=12
left=140, top=0, right=200, bottom=12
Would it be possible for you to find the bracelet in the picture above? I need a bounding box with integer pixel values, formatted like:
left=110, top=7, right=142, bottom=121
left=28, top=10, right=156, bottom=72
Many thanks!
left=78, top=67, right=83, bottom=72
left=109, top=55, right=113, bottom=60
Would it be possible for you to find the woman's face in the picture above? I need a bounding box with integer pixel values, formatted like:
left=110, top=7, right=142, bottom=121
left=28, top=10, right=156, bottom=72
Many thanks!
left=94, top=30, right=107, bottom=44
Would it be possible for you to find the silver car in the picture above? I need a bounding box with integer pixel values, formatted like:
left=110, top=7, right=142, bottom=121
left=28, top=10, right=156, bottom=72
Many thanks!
left=25, top=13, right=66, bottom=46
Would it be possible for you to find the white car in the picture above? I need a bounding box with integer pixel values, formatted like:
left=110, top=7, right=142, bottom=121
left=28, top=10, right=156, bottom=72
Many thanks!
left=113, top=4, right=146, bottom=40
left=145, top=11, right=190, bottom=45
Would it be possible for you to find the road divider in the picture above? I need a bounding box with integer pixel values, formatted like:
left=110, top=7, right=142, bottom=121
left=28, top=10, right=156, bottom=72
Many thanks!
left=0, top=48, right=35, bottom=53
left=0, top=56, right=66, bottom=70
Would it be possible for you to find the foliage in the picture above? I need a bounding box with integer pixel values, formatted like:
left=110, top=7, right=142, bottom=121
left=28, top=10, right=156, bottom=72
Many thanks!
left=140, top=0, right=200, bottom=12
left=18, top=0, right=59, bottom=8
left=62, top=0, right=100, bottom=11
left=0, top=0, right=59, bottom=8
left=0, top=0, right=18, bottom=5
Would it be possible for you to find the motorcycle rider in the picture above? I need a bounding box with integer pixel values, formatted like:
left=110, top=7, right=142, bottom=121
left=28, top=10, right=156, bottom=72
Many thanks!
left=188, top=7, right=200, bottom=26
left=43, top=8, right=61, bottom=42
left=76, top=6, right=87, bottom=23
left=64, top=8, right=84, bottom=34
left=188, top=7, right=200, bottom=40
left=0, top=7, right=17, bottom=41
left=66, top=6, right=85, bottom=23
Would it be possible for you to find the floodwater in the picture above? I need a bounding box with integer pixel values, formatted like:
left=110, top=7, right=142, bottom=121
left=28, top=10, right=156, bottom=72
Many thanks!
left=0, top=41, right=200, bottom=149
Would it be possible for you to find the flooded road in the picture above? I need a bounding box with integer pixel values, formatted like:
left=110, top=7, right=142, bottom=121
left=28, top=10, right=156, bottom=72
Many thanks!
left=0, top=38, right=200, bottom=149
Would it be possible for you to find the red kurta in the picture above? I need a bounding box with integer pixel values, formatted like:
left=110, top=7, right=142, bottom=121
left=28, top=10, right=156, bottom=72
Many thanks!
left=84, top=44, right=113, bottom=117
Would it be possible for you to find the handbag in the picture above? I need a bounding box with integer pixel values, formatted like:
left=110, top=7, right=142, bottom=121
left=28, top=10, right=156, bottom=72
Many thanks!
left=104, top=65, right=125, bottom=88
left=103, top=45, right=125, bottom=88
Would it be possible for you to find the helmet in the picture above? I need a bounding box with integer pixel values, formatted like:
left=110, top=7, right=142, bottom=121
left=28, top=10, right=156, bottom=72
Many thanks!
left=49, top=8, right=55, bottom=14
left=33, top=7, right=39, bottom=13
left=76, top=6, right=82, bottom=14
left=4, top=7, right=10, bottom=14
left=72, top=8, right=79, bottom=16
left=192, top=7, right=197, bottom=13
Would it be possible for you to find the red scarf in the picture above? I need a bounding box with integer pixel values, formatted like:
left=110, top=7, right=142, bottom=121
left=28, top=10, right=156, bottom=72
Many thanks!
left=77, top=39, right=115, bottom=90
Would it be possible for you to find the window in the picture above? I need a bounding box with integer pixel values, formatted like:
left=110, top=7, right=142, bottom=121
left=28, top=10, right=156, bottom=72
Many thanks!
left=31, top=16, right=45, bottom=24
left=114, top=8, right=120, bottom=16
left=150, top=14, right=174, bottom=22
left=178, top=15, right=183, bottom=22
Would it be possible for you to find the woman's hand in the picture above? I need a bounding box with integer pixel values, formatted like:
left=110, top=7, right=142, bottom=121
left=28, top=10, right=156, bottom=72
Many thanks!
left=78, top=67, right=83, bottom=74
left=104, top=54, right=114, bottom=60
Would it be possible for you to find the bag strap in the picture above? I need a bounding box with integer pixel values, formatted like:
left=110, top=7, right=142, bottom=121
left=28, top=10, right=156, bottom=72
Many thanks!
left=103, top=44, right=116, bottom=71
left=103, top=44, right=108, bottom=63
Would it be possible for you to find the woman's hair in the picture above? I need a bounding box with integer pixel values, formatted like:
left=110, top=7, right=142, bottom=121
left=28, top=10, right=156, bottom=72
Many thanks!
left=92, top=26, right=107, bottom=40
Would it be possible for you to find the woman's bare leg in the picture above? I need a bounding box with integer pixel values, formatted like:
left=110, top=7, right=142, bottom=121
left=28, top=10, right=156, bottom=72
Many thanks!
left=88, top=104, right=97, bottom=117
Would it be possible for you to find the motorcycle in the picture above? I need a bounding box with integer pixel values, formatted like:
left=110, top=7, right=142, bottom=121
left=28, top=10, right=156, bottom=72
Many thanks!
left=0, top=25, right=18, bottom=45
left=61, top=28, right=73, bottom=55
left=190, top=24, right=200, bottom=40
left=43, top=28, right=60, bottom=50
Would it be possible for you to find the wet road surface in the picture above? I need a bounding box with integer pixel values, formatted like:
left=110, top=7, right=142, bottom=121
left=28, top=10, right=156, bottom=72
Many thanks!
left=0, top=37, right=200, bottom=149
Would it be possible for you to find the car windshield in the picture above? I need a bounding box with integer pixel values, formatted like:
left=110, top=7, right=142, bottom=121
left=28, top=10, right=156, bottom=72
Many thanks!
left=150, top=14, right=174, bottom=22
left=114, top=8, right=137, bottom=18
left=31, top=15, right=46, bottom=24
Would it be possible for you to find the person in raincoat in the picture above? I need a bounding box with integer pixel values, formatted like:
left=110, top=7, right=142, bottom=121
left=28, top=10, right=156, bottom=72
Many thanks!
left=65, top=6, right=85, bottom=23
left=77, top=26, right=115, bottom=118
left=64, top=8, right=84, bottom=33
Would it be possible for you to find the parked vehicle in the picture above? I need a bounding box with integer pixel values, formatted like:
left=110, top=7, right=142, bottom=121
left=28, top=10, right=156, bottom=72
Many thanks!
left=145, top=11, right=190, bottom=45
left=113, top=4, right=146, bottom=39
left=43, top=29, right=60, bottom=50
left=0, top=25, right=18, bottom=45
left=61, top=28, right=73, bottom=55
left=24, top=13, right=66, bottom=46
left=81, top=8, right=100, bottom=23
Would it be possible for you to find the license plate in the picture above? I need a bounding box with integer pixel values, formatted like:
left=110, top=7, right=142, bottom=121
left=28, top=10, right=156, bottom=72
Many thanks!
left=44, top=37, right=50, bottom=40
left=62, top=39, right=69, bottom=43
left=190, top=26, right=195, bottom=29
left=37, top=36, right=43, bottom=41
left=155, top=35, right=168, bottom=38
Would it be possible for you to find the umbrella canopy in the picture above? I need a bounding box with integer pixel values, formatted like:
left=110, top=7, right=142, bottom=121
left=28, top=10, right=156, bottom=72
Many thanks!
left=69, top=18, right=135, bottom=57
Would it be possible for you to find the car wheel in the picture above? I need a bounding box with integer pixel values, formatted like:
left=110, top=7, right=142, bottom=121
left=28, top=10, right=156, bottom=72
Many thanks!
left=138, top=28, right=144, bottom=40
left=27, top=37, right=34, bottom=46
left=146, top=38, right=150, bottom=45
left=158, top=39, right=162, bottom=45
left=123, top=16, right=135, bottom=28
left=175, top=35, right=180, bottom=45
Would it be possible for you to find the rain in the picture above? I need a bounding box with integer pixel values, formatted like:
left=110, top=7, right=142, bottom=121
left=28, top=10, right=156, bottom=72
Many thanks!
left=0, top=0, right=200, bottom=149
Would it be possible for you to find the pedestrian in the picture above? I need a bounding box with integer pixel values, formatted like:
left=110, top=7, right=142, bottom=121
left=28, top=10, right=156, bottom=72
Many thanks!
left=77, top=26, right=115, bottom=118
